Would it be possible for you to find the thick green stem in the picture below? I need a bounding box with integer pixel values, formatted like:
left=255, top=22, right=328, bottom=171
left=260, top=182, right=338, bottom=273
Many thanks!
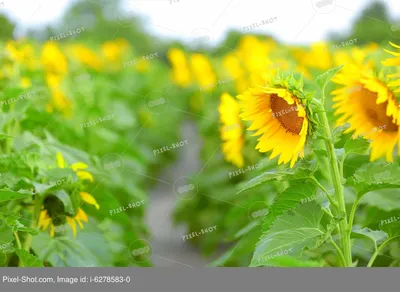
left=319, top=109, right=352, bottom=267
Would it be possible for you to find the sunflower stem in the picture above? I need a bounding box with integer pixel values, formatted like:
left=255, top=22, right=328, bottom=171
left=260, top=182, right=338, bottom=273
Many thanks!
left=318, top=107, right=352, bottom=267
left=367, top=237, right=399, bottom=267
left=329, top=236, right=346, bottom=267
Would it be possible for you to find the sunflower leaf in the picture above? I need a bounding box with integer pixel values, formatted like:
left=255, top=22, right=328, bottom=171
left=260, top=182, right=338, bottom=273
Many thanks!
left=15, top=249, right=44, bottom=267
left=262, top=181, right=318, bottom=232
left=352, top=228, right=387, bottom=249
left=251, top=255, right=324, bottom=267
left=237, top=160, right=316, bottom=194
left=315, top=65, right=343, bottom=91
left=311, top=213, right=345, bottom=250
left=236, top=172, right=288, bottom=194
left=344, top=137, right=370, bottom=156
left=332, top=123, right=351, bottom=143
left=12, top=221, right=38, bottom=235
left=346, top=162, right=400, bottom=197
left=251, top=203, right=323, bottom=267
left=0, top=188, right=35, bottom=203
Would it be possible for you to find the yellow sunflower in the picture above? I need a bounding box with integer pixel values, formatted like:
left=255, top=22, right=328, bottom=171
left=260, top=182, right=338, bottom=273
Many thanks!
left=238, top=75, right=309, bottom=168
left=332, top=65, right=400, bottom=162
left=38, top=153, right=100, bottom=237
left=218, top=93, right=244, bottom=168
left=383, top=42, right=400, bottom=92
left=38, top=206, right=91, bottom=237
left=56, top=152, right=94, bottom=182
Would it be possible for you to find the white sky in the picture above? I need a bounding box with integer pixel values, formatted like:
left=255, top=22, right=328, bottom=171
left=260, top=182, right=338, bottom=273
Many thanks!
left=2, top=0, right=400, bottom=45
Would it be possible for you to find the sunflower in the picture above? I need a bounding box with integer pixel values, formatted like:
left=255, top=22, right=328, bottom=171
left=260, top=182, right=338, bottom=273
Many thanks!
left=238, top=74, right=309, bottom=168
left=56, top=152, right=94, bottom=182
left=38, top=153, right=100, bottom=237
left=38, top=206, right=91, bottom=237
left=332, top=64, right=400, bottom=162
left=218, top=93, right=244, bottom=168
left=383, top=42, right=400, bottom=92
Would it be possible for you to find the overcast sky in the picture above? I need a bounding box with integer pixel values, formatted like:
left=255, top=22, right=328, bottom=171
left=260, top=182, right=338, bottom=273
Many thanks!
left=2, top=0, right=400, bottom=44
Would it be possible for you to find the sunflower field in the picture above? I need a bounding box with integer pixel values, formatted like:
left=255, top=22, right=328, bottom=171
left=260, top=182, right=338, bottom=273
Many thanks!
left=1, top=2, right=400, bottom=268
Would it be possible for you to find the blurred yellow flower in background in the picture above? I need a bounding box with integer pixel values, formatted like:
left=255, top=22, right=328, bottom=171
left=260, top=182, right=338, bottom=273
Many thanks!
left=306, top=42, right=332, bottom=70
left=168, top=48, right=192, bottom=87
left=219, top=93, right=244, bottom=168
left=190, top=53, right=216, bottom=91
left=6, top=40, right=37, bottom=69
left=102, top=38, right=130, bottom=70
left=223, top=52, right=244, bottom=80
left=71, top=44, right=103, bottom=71
left=223, top=52, right=249, bottom=93
left=237, top=36, right=271, bottom=74
left=41, top=42, right=68, bottom=75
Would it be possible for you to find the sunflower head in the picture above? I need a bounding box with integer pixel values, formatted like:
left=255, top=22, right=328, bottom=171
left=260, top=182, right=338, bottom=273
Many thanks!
left=238, top=73, right=311, bottom=168
left=332, top=64, right=400, bottom=162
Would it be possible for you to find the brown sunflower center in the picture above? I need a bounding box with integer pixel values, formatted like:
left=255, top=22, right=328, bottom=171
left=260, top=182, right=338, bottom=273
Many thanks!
left=270, top=94, right=304, bottom=135
left=362, top=88, right=398, bottom=132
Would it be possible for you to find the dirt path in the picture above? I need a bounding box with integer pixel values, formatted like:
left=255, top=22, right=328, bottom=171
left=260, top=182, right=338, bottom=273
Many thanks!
left=146, top=121, right=212, bottom=267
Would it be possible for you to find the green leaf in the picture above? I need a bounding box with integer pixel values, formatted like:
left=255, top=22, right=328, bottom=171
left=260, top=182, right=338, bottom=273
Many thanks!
left=251, top=203, right=324, bottom=267
left=53, top=190, right=74, bottom=214
left=251, top=255, right=324, bottom=267
left=311, top=214, right=345, bottom=250
left=332, top=123, right=350, bottom=143
left=237, top=161, right=316, bottom=194
left=0, top=209, right=38, bottom=235
left=352, top=228, right=387, bottom=250
left=15, top=249, right=44, bottom=267
left=13, top=221, right=38, bottom=235
left=315, top=65, right=343, bottom=91
left=0, top=188, right=35, bottom=203
left=360, top=189, right=400, bottom=212
left=0, top=133, right=13, bottom=140
left=380, top=219, right=400, bottom=238
left=262, top=181, right=318, bottom=232
left=237, top=172, right=287, bottom=194
left=347, top=162, right=400, bottom=197
left=344, top=137, right=370, bottom=156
